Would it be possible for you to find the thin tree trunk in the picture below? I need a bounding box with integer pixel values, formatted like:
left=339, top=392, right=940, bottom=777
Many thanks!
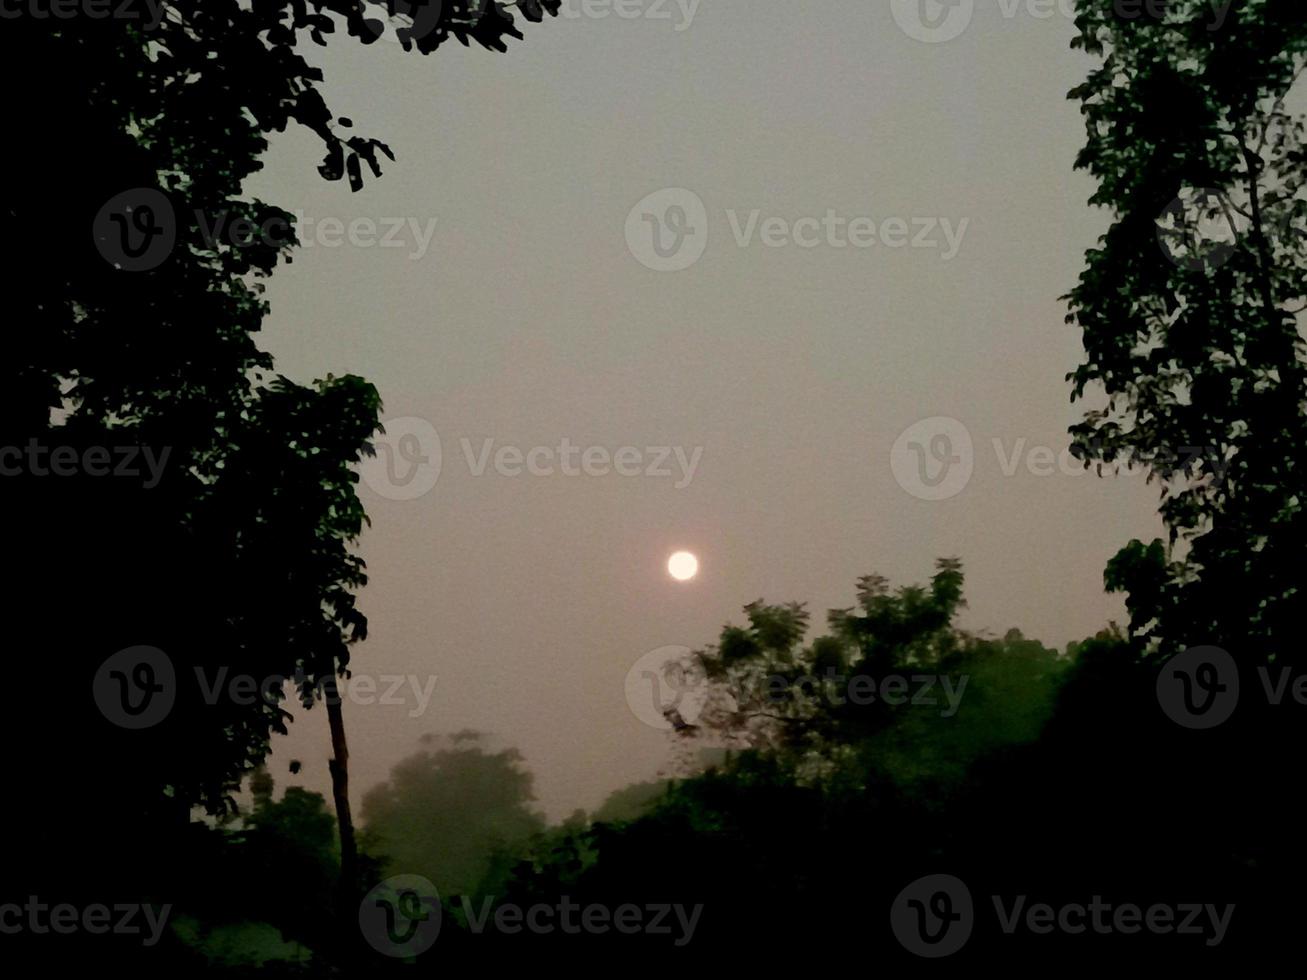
left=325, top=674, right=358, bottom=913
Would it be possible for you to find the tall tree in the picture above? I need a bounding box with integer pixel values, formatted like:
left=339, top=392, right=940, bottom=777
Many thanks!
left=0, top=0, right=561, bottom=939
left=1066, top=1, right=1307, bottom=661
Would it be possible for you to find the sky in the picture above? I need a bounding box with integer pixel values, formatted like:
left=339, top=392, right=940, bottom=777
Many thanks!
left=244, top=1, right=1162, bottom=821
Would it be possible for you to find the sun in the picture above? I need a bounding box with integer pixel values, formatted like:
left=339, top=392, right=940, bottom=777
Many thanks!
left=667, top=551, right=699, bottom=582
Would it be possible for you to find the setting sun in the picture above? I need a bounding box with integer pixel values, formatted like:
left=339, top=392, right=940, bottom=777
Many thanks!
left=667, top=551, right=699, bottom=582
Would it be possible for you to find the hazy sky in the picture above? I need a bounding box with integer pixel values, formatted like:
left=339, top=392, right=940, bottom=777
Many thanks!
left=246, top=2, right=1161, bottom=820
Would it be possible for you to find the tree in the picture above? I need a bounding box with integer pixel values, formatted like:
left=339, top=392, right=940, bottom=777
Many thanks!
left=590, top=779, right=672, bottom=823
left=1066, top=1, right=1307, bottom=661
left=0, top=0, right=562, bottom=944
left=360, top=733, right=548, bottom=900
left=487, top=567, right=1077, bottom=964
left=690, top=559, right=1058, bottom=773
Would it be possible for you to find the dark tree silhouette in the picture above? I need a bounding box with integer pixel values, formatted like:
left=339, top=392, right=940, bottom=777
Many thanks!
left=1066, top=2, right=1307, bottom=661
left=0, top=4, right=560, bottom=968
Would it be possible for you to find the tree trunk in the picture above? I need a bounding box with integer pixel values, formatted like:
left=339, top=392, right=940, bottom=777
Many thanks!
left=325, top=674, right=359, bottom=915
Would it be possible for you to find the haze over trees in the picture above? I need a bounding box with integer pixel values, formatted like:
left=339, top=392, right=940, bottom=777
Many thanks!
left=359, top=733, right=547, bottom=900
left=3, top=0, right=1306, bottom=972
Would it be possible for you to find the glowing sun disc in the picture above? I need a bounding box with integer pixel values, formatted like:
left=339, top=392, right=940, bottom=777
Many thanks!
left=667, top=551, right=699, bottom=582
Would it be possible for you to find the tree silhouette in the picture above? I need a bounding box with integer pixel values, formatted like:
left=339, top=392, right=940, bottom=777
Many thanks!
left=1066, top=1, right=1307, bottom=661
left=0, top=3, right=560, bottom=962
left=360, top=733, right=548, bottom=901
left=689, top=559, right=1058, bottom=767
left=486, top=569, right=1075, bottom=965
